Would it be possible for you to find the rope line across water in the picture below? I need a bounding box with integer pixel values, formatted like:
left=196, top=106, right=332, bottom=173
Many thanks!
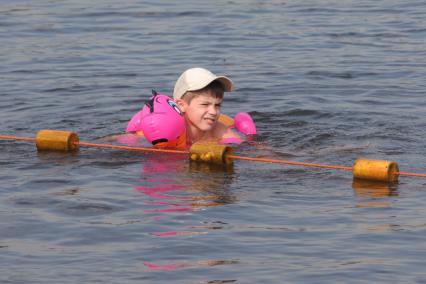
left=77, top=141, right=188, bottom=155
left=1, top=134, right=426, bottom=179
left=228, top=154, right=353, bottom=171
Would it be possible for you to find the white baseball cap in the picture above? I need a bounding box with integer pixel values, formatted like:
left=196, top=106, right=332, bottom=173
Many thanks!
left=173, top=67, right=234, bottom=100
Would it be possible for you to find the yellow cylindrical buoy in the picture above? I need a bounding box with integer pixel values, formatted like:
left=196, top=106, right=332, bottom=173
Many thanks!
left=35, top=130, right=79, bottom=152
left=352, top=159, right=399, bottom=182
left=189, top=142, right=233, bottom=165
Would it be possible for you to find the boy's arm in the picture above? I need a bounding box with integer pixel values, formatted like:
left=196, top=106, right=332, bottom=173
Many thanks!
left=216, top=122, right=244, bottom=144
left=221, top=127, right=242, bottom=140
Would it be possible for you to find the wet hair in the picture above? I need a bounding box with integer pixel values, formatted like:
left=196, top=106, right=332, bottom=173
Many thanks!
left=181, top=80, right=225, bottom=103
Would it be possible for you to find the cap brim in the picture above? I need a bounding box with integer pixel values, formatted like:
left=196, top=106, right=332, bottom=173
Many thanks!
left=215, top=76, right=234, bottom=92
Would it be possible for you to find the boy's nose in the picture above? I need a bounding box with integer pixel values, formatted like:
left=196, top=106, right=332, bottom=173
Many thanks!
left=208, top=105, right=218, bottom=115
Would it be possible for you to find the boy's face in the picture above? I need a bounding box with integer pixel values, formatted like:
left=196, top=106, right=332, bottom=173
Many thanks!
left=178, top=91, right=223, bottom=132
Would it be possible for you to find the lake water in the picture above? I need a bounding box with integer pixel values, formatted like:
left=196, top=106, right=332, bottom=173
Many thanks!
left=1, top=1, right=426, bottom=283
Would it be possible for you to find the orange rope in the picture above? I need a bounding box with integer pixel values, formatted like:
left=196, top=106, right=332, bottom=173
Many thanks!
left=228, top=154, right=426, bottom=179
left=1, top=134, right=426, bottom=179
left=0, top=135, right=188, bottom=155
left=77, top=141, right=188, bottom=155
left=397, top=171, right=426, bottom=178
left=227, top=154, right=353, bottom=171
left=0, top=135, right=35, bottom=142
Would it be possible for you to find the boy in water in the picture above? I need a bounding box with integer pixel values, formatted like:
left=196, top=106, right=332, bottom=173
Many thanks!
left=173, top=67, right=241, bottom=146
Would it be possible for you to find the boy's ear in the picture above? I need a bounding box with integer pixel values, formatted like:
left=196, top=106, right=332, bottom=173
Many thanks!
left=175, top=99, right=187, bottom=112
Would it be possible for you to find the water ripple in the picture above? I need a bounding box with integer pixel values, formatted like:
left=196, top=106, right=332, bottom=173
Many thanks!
left=2, top=0, right=426, bottom=283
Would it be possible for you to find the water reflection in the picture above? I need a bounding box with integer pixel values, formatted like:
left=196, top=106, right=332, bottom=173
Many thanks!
left=144, top=259, right=239, bottom=272
left=352, top=179, right=398, bottom=198
left=137, top=154, right=236, bottom=229
left=352, top=178, right=398, bottom=208
left=189, top=160, right=234, bottom=174
left=137, top=154, right=238, bottom=271
left=136, top=155, right=236, bottom=212
left=36, top=150, right=79, bottom=163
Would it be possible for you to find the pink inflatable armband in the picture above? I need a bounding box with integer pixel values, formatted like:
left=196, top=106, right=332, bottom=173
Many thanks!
left=234, top=112, right=257, bottom=135
left=126, top=91, right=185, bottom=146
